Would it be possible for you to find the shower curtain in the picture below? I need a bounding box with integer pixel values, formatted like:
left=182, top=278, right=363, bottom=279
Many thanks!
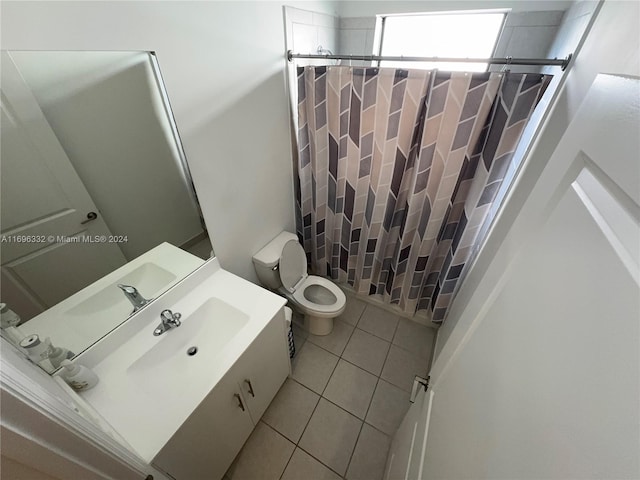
left=294, top=66, right=550, bottom=323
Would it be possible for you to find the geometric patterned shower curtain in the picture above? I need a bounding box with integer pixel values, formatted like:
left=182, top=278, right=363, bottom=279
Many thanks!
left=295, top=66, right=551, bottom=323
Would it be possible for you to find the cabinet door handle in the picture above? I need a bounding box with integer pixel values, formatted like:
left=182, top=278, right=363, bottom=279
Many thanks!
left=234, top=393, right=245, bottom=411
left=244, top=379, right=255, bottom=397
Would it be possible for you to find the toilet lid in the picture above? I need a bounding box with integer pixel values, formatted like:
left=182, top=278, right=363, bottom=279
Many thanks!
left=279, top=239, right=307, bottom=293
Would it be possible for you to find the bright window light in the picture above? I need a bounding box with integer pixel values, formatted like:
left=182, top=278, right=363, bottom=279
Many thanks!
left=379, top=12, right=505, bottom=72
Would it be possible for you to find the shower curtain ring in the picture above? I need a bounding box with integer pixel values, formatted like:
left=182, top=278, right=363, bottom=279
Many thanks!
left=501, top=56, right=512, bottom=73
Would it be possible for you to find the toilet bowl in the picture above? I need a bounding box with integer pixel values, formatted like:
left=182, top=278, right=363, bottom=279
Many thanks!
left=253, top=232, right=346, bottom=336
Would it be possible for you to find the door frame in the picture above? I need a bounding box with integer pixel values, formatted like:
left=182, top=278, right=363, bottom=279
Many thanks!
left=0, top=340, right=166, bottom=479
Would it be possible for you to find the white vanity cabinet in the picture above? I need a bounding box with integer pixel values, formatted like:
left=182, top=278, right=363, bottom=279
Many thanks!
left=151, top=311, right=290, bottom=480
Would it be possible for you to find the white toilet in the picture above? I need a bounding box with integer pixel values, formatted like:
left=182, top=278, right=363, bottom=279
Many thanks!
left=253, top=231, right=346, bottom=336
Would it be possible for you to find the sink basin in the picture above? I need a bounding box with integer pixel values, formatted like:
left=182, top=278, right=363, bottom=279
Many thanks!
left=24, top=243, right=205, bottom=357
left=126, top=298, right=249, bottom=396
left=64, top=263, right=176, bottom=339
left=67, top=263, right=175, bottom=317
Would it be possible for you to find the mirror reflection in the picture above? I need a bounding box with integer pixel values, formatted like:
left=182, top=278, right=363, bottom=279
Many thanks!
left=0, top=51, right=212, bottom=372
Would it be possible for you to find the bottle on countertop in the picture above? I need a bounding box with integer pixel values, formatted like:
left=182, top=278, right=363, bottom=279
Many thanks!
left=60, top=360, right=99, bottom=391
left=0, top=303, right=25, bottom=344
left=48, top=346, right=75, bottom=369
left=19, top=334, right=53, bottom=363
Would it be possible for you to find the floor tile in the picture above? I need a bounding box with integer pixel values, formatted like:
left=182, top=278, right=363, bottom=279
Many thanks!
left=307, top=319, right=355, bottom=356
left=292, top=314, right=309, bottom=338
left=293, top=332, right=306, bottom=354
left=226, top=422, right=294, bottom=480
left=342, top=328, right=391, bottom=376
left=323, top=359, right=377, bottom=419
left=346, top=423, right=391, bottom=480
left=299, top=398, right=362, bottom=476
left=357, top=304, right=400, bottom=341
left=338, top=296, right=367, bottom=326
left=365, top=380, right=410, bottom=436
left=281, top=448, right=342, bottom=480
left=381, top=344, right=428, bottom=393
left=185, top=236, right=212, bottom=260
left=291, top=342, right=339, bottom=394
left=262, top=378, right=319, bottom=443
left=392, top=318, right=436, bottom=360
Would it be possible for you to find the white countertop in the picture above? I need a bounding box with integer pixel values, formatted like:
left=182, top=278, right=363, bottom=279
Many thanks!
left=23, top=242, right=204, bottom=358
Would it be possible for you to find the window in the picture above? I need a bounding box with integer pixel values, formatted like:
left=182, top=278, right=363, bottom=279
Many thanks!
left=378, top=11, right=506, bottom=72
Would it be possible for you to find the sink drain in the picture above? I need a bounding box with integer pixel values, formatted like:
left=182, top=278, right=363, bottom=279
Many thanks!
left=187, top=346, right=198, bottom=356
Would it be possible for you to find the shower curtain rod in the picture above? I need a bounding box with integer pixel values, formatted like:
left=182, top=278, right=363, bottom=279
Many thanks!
left=286, top=50, right=572, bottom=71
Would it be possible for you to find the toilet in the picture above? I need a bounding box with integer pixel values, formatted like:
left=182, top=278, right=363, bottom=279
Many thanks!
left=253, top=231, right=346, bottom=336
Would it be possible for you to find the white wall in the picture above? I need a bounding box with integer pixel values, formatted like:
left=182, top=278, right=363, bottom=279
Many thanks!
left=490, top=10, right=565, bottom=73
left=287, top=6, right=340, bottom=56
left=339, top=16, right=378, bottom=57
left=10, top=51, right=204, bottom=260
left=543, top=1, right=599, bottom=78
left=1, top=1, right=338, bottom=283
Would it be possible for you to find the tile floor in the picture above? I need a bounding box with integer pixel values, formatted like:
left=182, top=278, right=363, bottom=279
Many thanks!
left=225, top=296, right=436, bottom=480
left=185, top=235, right=213, bottom=260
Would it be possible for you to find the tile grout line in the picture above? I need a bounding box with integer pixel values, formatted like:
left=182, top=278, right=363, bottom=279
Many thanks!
left=332, top=304, right=368, bottom=480
left=347, top=308, right=435, bottom=362
left=276, top=373, right=321, bottom=479
left=284, top=323, right=354, bottom=479
left=257, top=421, right=296, bottom=480
left=342, top=311, right=400, bottom=478
left=294, top=305, right=365, bottom=479
left=366, top=317, right=400, bottom=407
left=286, top=304, right=401, bottom=479
left=288, top=381, right=354, bottom=478
left=303, top=303, right=435, bottom=363
left=304, top=325, right=403, bottom=378
left=242, top=303, right=414, bottom=480
left=296, top=444, right=348, bottom=479
left=288, top=351, right=399, bottom=436
left=318, top=307, right=361, bottom=396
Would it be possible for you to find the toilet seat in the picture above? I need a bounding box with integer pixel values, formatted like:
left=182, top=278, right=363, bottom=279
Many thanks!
left=278, top=240, right=346, bottom=317
left=291, top=276, right=346, bottom=316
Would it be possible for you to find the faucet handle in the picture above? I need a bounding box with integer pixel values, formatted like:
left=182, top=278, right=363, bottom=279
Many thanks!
left=118, top=284, right=137, bottom=294
left=161, top=309, right=181, bottom=326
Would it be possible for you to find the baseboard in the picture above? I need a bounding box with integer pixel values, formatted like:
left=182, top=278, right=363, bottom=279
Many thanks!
left=179, top=230, right=208, bottom=250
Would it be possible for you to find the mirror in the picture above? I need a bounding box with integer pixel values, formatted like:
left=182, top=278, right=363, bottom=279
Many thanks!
left=0, top=51, right=212, bottom=372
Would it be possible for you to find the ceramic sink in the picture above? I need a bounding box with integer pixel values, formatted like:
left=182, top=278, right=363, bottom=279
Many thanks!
left=126, top=298, right=249, bottom=397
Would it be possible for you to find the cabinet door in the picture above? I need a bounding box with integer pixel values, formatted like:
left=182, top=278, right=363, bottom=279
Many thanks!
left=152, top=369, right=253, bottom=480
left=235, top=310, right=290, bottom=424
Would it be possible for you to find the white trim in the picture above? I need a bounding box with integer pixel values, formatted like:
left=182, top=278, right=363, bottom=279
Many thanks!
left=416, top=389, right=435, bottom=478
left=0, top=339, right=170, bottom=480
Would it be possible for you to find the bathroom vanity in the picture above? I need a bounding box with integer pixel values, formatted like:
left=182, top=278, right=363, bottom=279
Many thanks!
left=75, top=258, right=290, bottom=479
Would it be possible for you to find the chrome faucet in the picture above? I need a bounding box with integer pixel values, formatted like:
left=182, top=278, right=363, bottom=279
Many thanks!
left=154, top=309, right=182, bottom=336
left=118, top=284, right=151, bottom=314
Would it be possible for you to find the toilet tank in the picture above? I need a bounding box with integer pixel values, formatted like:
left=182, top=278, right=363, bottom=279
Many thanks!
left=252, top=231, right=299, bottom=289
